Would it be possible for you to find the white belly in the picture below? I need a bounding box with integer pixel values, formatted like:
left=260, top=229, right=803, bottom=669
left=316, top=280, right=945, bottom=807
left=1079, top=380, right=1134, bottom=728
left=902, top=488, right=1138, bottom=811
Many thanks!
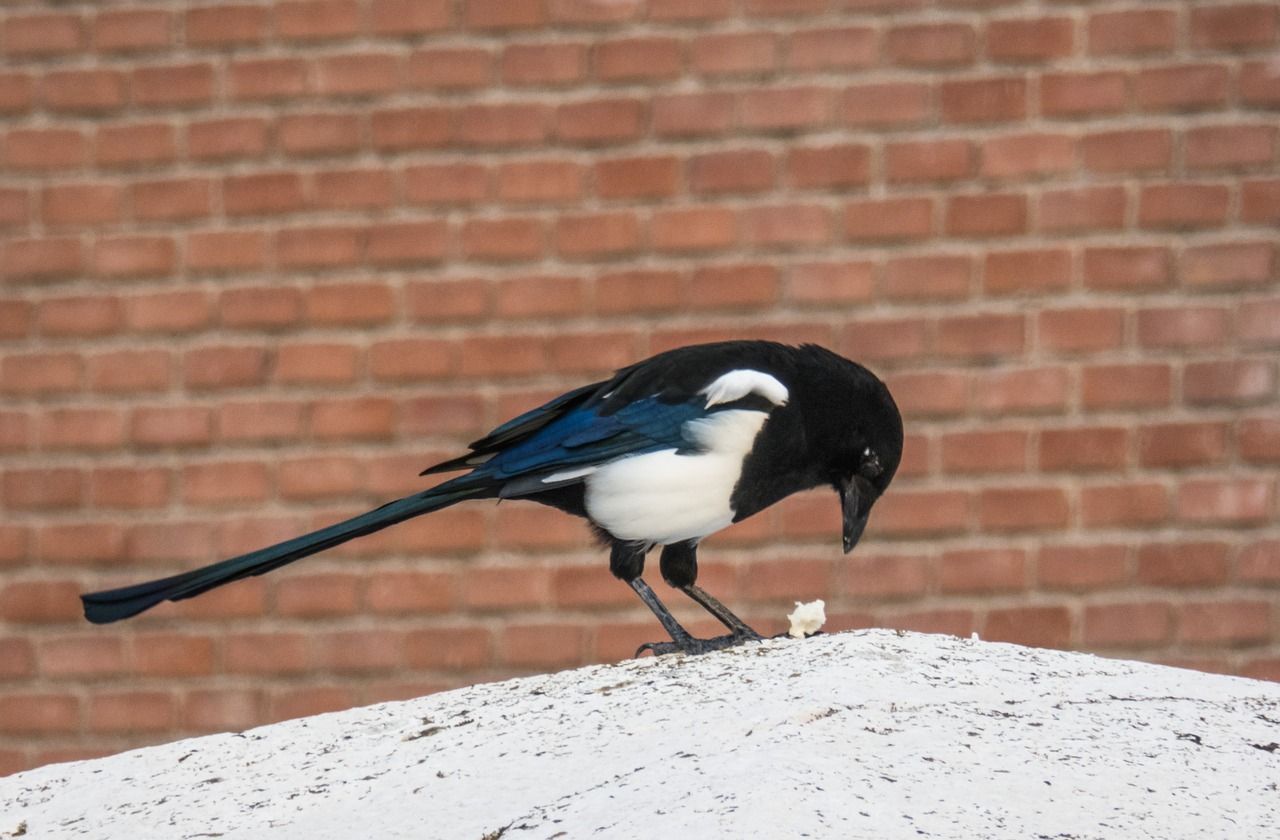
left=583, top=409, right=768, bottom=545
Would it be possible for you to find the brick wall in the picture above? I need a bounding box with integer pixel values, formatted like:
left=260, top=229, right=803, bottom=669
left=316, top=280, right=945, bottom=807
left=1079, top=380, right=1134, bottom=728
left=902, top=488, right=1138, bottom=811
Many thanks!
left=1, top=0, right=1277, bottom=775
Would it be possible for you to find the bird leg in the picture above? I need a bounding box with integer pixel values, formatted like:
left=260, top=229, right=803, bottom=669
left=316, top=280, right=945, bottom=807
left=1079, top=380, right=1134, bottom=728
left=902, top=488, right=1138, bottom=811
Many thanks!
left=629, top=541, right=762, bottom=657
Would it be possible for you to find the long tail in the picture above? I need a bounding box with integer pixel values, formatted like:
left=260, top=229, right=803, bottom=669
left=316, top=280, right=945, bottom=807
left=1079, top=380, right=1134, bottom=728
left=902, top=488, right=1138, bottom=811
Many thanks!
left=81, top=480, right=489, bottom=624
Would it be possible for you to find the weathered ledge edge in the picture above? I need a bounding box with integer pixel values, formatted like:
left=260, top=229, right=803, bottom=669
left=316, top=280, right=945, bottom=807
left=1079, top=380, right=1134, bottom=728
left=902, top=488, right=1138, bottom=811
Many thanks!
left=3, top=629, right=1279, bottom=839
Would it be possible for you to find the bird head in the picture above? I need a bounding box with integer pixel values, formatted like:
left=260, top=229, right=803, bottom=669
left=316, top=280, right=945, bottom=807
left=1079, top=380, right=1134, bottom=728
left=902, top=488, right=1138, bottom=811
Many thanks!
left=795, top=346, right=903, bottom=554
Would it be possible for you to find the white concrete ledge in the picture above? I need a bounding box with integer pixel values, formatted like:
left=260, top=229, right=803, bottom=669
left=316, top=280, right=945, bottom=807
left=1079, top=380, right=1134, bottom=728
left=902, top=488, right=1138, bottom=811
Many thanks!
left=4, top=629, right=1279, bottom=838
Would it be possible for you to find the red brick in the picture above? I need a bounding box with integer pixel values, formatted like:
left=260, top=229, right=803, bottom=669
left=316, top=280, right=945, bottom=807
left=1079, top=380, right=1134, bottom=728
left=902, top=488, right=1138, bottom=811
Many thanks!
left=1242, top=179, right=1280, bottom=223
left=408, top=48, right=490, bottom=90
left=940, top=549, right=1026, bottom=594
left=0, top=693, right=78, bottom=734
left=220, top=287, right=303, bottom=330
left=3, top=13, right=83, bottom=57
left=1, top=351, right=81, bottom=396
left=987, top=17, right=1074, bottom=63
left=557, top=98, right=644, bottom=145
left=1082, top=364, right=1172, bottom=409
left=228, top=58, right=310, bottom=101
left=945, top=193, right=1027, bottom=237
left=1239, top=539, right=1280, bottom=583
left=184, top=345, right=268, bottom=390
left=370, top=105, right=450, bottom=147
left=649, top=0, right=732, bottom=20
left=887, top=23, right=975, bottom=67
left=691, top=32, right=777, bottom=76
left=839, top=82, right=931, bottom=128
left=311, top=397, right=396, bottom=440
left=93, top=236, right=174, bottom=279
left=595, top=155, right=680, bottom=200
left=278, top=113, right=360, bottom=157
left=368, top=338, right=456, bottom=382
left=38, top=295, right=121, bottom=337
left=39, top=635, right=126, bottom=677
left=38, top=408, right=124, bottom=452
left=187, top=117, right=268, bottom=161
left=653, top=92, right=735, bottom=137
left=276, top=573, right=361, bottom=618
left=1136, top=64, right=1230, bottom=112
left=740, top=86, right=831, bottom=132
left=1040, top=425, right=1128, bottom=474
left=1084, top=246, right=1172, bottom=291
left=884, top=254, right=971, bottom=301
left=941, top=77, right=1026, bottom=123
left=502, top=43, right=586, bottom=87
left=844, top=197, right=932, bottom=242
left=594, top=37, right=681, bottom=83
left=1185, top=360, right=1275, bottom=406
left=840, top=553, right=928, bottom=601
left=94, top=8, right=171, bottom=52
left=456, top=103, right=549, bottom=147
left=596, top=270, right=683, bottom=314
left=405, top=163, right=488, bottom=206
left=0, top=579, right=83, bottom=621
left=742, top=557, right=833, bottom=603
left=131, top=406, right=213, bottom=448
left=133, top=633, right=216, bottom=677
left=95, top=122, right=176, bottom=168
left=186, top=231, right=266, bottom=275
left=368, top=221, right=449, bottom=267
left=496, top=276, right=585, bottom=319
left=981, top=133, right=1075, bottom=179
left=37, top=521, right=127, bottom=567
left=937, top=314, right=1025, bottom=359
left=278, top=456, right=362, bottom=501
left=1241, top=417, right=1280, bottom=463
left=974, top=367, right=1071, bottom=416
left=186, top=5, right=267, bottom=45
left=405, top=279, right=491, bottom=324
left=1040, top=186, right=1126, bottom=233
left=1084, top=603, right=1171, bottom=648
left=984, top=248, right=1072, bottom=296
left=317, top=52, right=399, bottom=97
left=1080, top=483, right=1168, bottom=527
left=787, top=262, right=874, bottom=307
left=182, top=462, right=271, bottom=506
left=1137, top=542, right=1230, bottom=588
left=1137, top=306, right=1229, bottom=349
left=466, top=0, right=545, bottom=29
left=4, top=128, right=86, bottom=171
left=840, top=317, right=929, bottom=363
left=1192, top=4, right=1278, bottom=49
left=42, top=69, right=127, bottom=113
left=788, top=144, right=870, bottom=190
left=132, top=63, right=214, bottom=108
left=90, top=467, right=170, bottom=510
left=1088, top=9, right=1176, bottom=55
left=88, top=349, right=171, bottom=393
left=223, top=173, right=305, bottom=217
left=651, top=206, right=736, bottom=253
left=1139, top=184, right=1230, bottom=230
left=742, top=204, right=831, bottom=249
left=886, top=139, right=972, bottom=183
left=1241, top=61, right=1280, bottom=105
left=1139, top=423, right=1229, bottom=468
left=132, top=178, right=212, bottom=222
left=788, top=26, right=877, bottom=71
left=1179, top=600, right=1271, bottom=646
left=1039, top=544, right=1129, bottom=591
left=555, top=212, right=641, bottom=259
left=685, top=264, right=778, bottom=310
left=496, top=159, right=583, bottom=204
left=1186, top=125, right=1276, bottom=171
left=218, top=400, right=306, bottom=441
left=370, top=0, right=451, bottom=34
left=0, top=187, right=29, bottom=227
left=979, top=486, right=1069, bottom=532
left=865, top=489, right=970, bottom=537
left=988, top=606, right=1074, bottom=649
left=277, top=226, right=364, bottom=270
left=1082, top=129, right=1172, bottom=174
left=941, top=430, right=1027, bottom=474
left=276, top=0, right=360, bottom=41
left=1041, top=72, right=1127, bottom=117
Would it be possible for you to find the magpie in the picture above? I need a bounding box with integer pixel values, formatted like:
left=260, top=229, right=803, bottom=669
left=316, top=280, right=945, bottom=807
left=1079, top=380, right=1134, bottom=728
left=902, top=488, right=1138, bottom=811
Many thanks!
left=82, top=341, right=903, bottom=656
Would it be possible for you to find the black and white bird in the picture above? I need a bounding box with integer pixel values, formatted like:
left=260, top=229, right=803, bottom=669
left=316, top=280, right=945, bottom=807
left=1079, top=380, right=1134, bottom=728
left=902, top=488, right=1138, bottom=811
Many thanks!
left=82, top=341, right=903, bottom=656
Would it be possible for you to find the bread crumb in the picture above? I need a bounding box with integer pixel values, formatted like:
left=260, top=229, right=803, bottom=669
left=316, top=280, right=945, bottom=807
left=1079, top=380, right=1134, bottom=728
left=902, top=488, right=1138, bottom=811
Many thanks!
left=786, top=600, right=826, bottom=639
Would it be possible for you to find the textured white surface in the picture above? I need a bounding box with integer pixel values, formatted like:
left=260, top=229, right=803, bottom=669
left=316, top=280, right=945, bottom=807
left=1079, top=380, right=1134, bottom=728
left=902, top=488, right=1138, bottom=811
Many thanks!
left=4, top=630, right=1279, bottom=839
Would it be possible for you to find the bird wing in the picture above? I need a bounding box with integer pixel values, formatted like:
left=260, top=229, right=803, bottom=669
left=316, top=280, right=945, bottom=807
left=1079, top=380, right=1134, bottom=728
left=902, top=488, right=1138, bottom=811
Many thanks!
left=419, top=342, right=797, bottom=496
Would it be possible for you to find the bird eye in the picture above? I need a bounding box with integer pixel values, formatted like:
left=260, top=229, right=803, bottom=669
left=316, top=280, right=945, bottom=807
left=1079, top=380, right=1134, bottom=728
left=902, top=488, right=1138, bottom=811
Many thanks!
left=859, top=448, right=882, bottom=480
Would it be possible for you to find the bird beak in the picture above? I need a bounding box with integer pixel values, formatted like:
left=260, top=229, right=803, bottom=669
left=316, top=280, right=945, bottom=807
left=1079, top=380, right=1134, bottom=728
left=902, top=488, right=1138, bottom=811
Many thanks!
left=840, top=476, right=876, bottom=554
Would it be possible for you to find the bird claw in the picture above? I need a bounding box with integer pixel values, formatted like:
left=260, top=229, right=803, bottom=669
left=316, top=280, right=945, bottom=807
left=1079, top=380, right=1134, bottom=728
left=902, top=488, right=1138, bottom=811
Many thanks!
left=634, top=629, right=763, bottom=658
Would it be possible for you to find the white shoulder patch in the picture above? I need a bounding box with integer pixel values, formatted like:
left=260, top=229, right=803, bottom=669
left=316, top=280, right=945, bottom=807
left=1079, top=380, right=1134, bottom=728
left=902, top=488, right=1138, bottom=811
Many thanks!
left=700, top=369, right=789, bottom=409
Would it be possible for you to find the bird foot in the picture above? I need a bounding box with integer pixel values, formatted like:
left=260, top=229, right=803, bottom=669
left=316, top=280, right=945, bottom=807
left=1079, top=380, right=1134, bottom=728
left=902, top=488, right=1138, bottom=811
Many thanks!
left=635, top=628, right=763, bottom=658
